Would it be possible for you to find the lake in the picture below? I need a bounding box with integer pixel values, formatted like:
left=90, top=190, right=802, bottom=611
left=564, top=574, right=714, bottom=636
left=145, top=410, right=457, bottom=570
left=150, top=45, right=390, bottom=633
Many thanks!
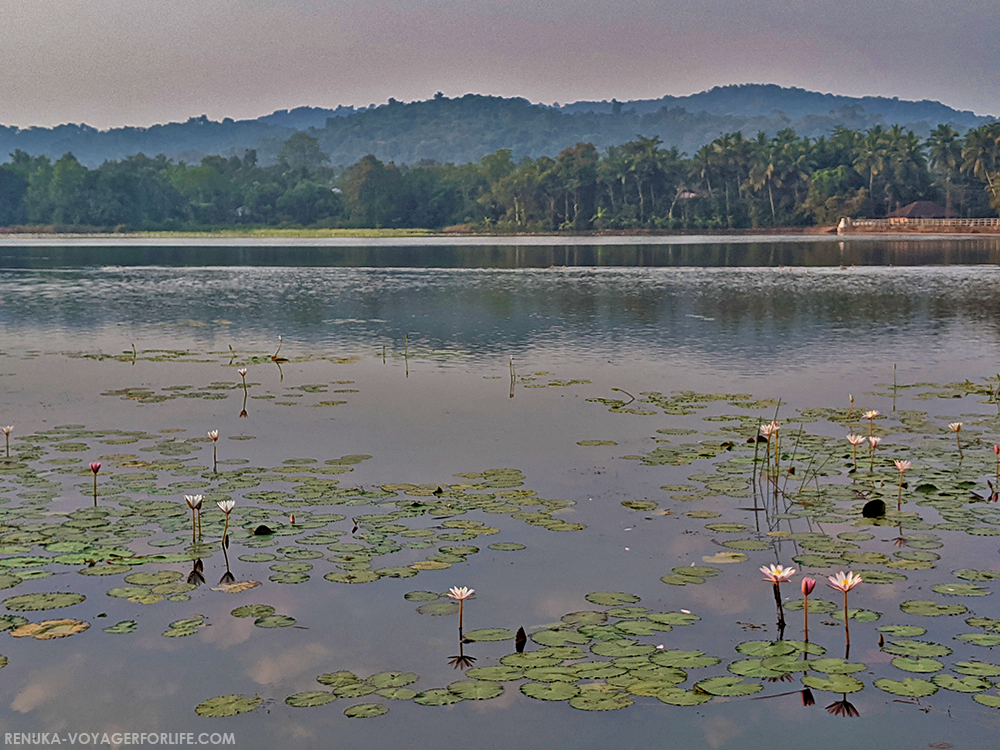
left=1, top=236, right=999, bottom=749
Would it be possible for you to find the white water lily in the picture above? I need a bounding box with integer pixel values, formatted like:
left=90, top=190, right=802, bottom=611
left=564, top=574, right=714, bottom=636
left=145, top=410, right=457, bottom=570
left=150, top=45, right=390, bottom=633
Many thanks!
left=217, top=499, right=235, bottom=514
left=185, top=494, right=203, bottom=509
left=207, top=430, right=219, bottom=442
left=447, top=586, right=474, bottom=601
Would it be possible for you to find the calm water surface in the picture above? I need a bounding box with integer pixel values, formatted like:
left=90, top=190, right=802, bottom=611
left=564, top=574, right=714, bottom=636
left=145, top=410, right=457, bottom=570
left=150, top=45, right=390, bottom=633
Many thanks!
left=0, top=239, right=999, bottom=749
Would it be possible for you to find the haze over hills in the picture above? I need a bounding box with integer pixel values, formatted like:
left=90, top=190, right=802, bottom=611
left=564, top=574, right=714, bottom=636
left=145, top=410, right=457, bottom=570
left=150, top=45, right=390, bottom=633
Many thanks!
left=0, top=84, right=994, bottom=169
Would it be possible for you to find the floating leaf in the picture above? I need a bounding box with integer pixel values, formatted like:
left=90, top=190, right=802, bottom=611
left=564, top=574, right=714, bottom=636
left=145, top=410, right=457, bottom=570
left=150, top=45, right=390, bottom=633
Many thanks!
left=448, top=680, right=503, bottom=700
left=694, top=676, right=763, bottom=696
left=285, top=691, right=336, bottom=708
left=585, top=592, right=641, bottom=606
left=4, top=592, right=85, bottom=612
left=931, top=583, right=991, bottom=597
left=343, top=703, right=388, bottom=718
left=891, top=658, right=943, bottom=673
left=464, top=628, right=513, bottom=642
left=520, top=682, right=579, bottom=701
left=801, top=674, right=864, bottom=693
left=900, top=600, right=968, bottom=617
left=11, top=619, right=90, bottom=640
left=254, top=614, right=296, bottom=628
left=103, top=620, right=137, bottom=634
left=195, top=694, right=262, bottom=717
left=413, top=689, right=463, bottom=706
left=231, top=604, right=275, bottom=618
left=656, top=688, right=712, bottom=706
left=211, top=580, right=261, bottom=594
left=874, top=678, right=938, bottom=697
left=932, top=674, right=991, bottom=693
left=568, top=684, right=633, bottom=711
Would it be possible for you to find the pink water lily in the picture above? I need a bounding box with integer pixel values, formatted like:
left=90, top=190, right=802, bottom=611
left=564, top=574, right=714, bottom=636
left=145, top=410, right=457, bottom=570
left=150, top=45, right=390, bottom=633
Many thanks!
left=846, top=434, right=865, bottom=470
left=828, top=571, right=863, bottom=648
left=760, top=564, right=796, bottom=583
left=894, top=459, right=911, bottom=510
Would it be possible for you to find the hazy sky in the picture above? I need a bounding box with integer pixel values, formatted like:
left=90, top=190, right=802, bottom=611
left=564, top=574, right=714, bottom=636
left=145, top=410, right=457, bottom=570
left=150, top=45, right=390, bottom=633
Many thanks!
left=2, top=0, right=997, bottom=129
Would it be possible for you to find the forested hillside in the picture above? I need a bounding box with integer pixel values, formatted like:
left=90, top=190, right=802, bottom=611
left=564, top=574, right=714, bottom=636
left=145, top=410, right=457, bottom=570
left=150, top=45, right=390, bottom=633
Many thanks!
left=1, top=85, right=993, bottom=168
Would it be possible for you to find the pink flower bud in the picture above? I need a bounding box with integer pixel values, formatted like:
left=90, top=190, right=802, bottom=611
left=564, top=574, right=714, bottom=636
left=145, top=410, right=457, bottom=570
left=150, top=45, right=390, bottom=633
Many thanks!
left=994, top=444, right=999, bottom=455
left=801, top=577, right=816, bottom=596
left=89, top=462, right=101, bottom=474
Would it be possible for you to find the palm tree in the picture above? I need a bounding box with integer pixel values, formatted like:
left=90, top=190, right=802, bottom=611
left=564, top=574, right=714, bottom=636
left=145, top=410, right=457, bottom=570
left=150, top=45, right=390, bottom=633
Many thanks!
left=853, top=127, right=888, bottom=216
left=927, top=124, right=962, bottom=214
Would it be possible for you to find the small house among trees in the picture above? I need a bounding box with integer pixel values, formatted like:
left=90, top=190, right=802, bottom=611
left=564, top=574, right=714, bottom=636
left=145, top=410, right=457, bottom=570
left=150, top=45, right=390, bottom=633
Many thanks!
left=887, top=201, right=959, bottom=219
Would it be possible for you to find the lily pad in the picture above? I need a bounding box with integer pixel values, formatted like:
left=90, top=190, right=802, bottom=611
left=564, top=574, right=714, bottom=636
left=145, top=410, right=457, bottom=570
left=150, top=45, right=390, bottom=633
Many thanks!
left=195, top=694, right=262, bottom=717
left=4, top=592, right=85, bottom=612
left=343, top=703, right=388, bottom=718
left=285, top=691, right=336, bottom=708
left=874, top=678, right=938, bottom=697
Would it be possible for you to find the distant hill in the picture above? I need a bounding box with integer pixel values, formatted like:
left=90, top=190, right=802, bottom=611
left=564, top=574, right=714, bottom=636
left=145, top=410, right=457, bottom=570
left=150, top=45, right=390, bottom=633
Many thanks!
left=1, top=84, right=994, bottom=168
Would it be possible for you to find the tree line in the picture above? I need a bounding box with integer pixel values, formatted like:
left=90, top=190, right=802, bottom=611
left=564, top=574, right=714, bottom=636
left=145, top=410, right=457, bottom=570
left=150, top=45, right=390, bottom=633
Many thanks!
left=1, top=124, right=998, bottom=232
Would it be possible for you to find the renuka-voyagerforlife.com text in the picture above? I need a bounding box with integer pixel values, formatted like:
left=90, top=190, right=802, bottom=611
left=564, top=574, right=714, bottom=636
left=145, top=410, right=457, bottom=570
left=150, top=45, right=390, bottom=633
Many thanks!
left=4, top=733, right=236, bottom=746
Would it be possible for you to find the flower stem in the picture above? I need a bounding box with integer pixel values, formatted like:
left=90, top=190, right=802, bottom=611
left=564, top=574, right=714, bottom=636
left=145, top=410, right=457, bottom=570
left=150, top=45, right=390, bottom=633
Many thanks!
left=897, top=474, right=904, bottom=512
left=93, top=475, right=98, bottom=506
left=803, top=595, right=809, bottom=642
left=844, top=591, right=850, bottom=647
left=772, top=582, right=785, bottom=630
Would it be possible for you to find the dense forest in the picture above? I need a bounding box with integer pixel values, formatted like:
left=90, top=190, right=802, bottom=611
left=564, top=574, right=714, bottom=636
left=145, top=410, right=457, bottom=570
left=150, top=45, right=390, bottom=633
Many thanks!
left=0, top=85, right=993, bottom=169
left=1, top=122, right=998, bottom=232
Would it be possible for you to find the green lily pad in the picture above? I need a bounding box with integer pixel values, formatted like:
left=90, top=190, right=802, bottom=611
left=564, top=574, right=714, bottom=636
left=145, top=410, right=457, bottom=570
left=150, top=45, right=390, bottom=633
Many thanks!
left=900, top=600, right=968, bottom=617
left=954, top=661, right=1000, bottom=676
left=488, top=542, right=526, bottom=551
left=464, top=628, right=513, bottom=642
left=368, top=672, right=418, bottom=688
left=4, top=592, right=85, bottom=612
left=931, top=583, right=991, bottom=597
left=694, top=676, right=763, bottom=696
left=103, top=620, right=137, bottom=634
left=585, top=592, right=641, bottom=606
left=878, top=625, right=927, bottom=637
left=932, top=674, right=992, bottom=693
left=415, top=601, right=459, bottom=616
left=656, top=688, right=712, bottom=706
left=973, top=693, right=1000, bottom=708
left=317, top=671, right=361, bottom=688
left=520, top=682, right=580, bottom=701
left=344, top=703, right=388, bottom=718
left=651, top=650, right=722, bottom=668
left=254, top=614, right=296, bottom=628
left=882, top=640, right=953, bottom=658
left=801, top=674, right=864, bottom=693
left=874, top=678, right=938, bottom=697
left=195, top=694, right=262, bottom=717
left=891, top=658, right=943, bottom=673
left=568, top=685, right=633, bottom=711
left=466, top=666, right=524, bottom=681
left=448, top=680, right=503, bottom=700
left=413, top=689, right=463, bottom=706
left=808, top=658, right=866, bottom=674
left=231, top=604, right=275, bottom=618
left=285, top=691, right=336, bottom=708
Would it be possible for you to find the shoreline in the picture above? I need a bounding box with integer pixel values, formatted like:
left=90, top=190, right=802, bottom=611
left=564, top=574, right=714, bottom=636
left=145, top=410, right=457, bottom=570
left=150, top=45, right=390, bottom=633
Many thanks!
left=0, top=224, right=998, bottom=245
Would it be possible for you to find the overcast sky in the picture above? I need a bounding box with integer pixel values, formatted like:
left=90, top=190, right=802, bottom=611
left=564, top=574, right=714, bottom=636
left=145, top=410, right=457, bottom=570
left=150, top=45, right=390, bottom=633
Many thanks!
left=1, top=0, right=997, bottom=129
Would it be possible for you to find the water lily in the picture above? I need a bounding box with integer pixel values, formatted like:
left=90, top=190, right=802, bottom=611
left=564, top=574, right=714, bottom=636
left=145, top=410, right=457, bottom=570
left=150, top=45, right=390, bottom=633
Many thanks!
left=448, top=586, right=475, bottom=635
left=995, top=444, right=999, bottom=486
left=868, top=435, right=881, bottom=471
left=208, top=430, right=219, bottom=471
left=801, top=576, right=816, bottom=641
left=217, top=499, right=235, bottom=548
left=185, top=494, right=203, bottom=541
left=90, top=462, right=101, bottom=505
left=949, top=422, right=963, bottom=458
left=828, top=571, right=863, bottom=647
left=2, top=425, right=11, bottom=457
left=862, top=410, right=880, bottom=437
left=894, top=459, right=911, bottom=511
left=272, top=335, right=283, bottom=361
left=760, top=564, right=796, bottom=583
left=761, top=564, right=795, bottom=631
left=846, top=434, right=865, bottom=471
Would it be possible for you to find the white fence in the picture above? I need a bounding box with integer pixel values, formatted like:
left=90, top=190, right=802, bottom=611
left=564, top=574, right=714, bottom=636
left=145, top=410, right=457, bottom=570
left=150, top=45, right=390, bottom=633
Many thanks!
left=849, top=217, right=1000, bottom=229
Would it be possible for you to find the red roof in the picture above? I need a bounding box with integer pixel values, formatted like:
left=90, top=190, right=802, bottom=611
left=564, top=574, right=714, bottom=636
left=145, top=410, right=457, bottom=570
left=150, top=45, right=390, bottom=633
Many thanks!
left=887, top=201, right=959, bottom=219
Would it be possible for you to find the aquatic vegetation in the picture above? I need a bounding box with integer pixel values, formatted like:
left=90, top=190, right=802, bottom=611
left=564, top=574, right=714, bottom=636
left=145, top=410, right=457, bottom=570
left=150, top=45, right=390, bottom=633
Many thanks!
left=448, top=585, right=474, bottom=636
left=950, top=422, right=964, bottom=458
left=801, top=577, right=816, bottom=641
left=2, top=425, right=12, bottom=458
left=828, top=572, right=863, bottom=648
left=90, top=461, right=101, bottom=504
